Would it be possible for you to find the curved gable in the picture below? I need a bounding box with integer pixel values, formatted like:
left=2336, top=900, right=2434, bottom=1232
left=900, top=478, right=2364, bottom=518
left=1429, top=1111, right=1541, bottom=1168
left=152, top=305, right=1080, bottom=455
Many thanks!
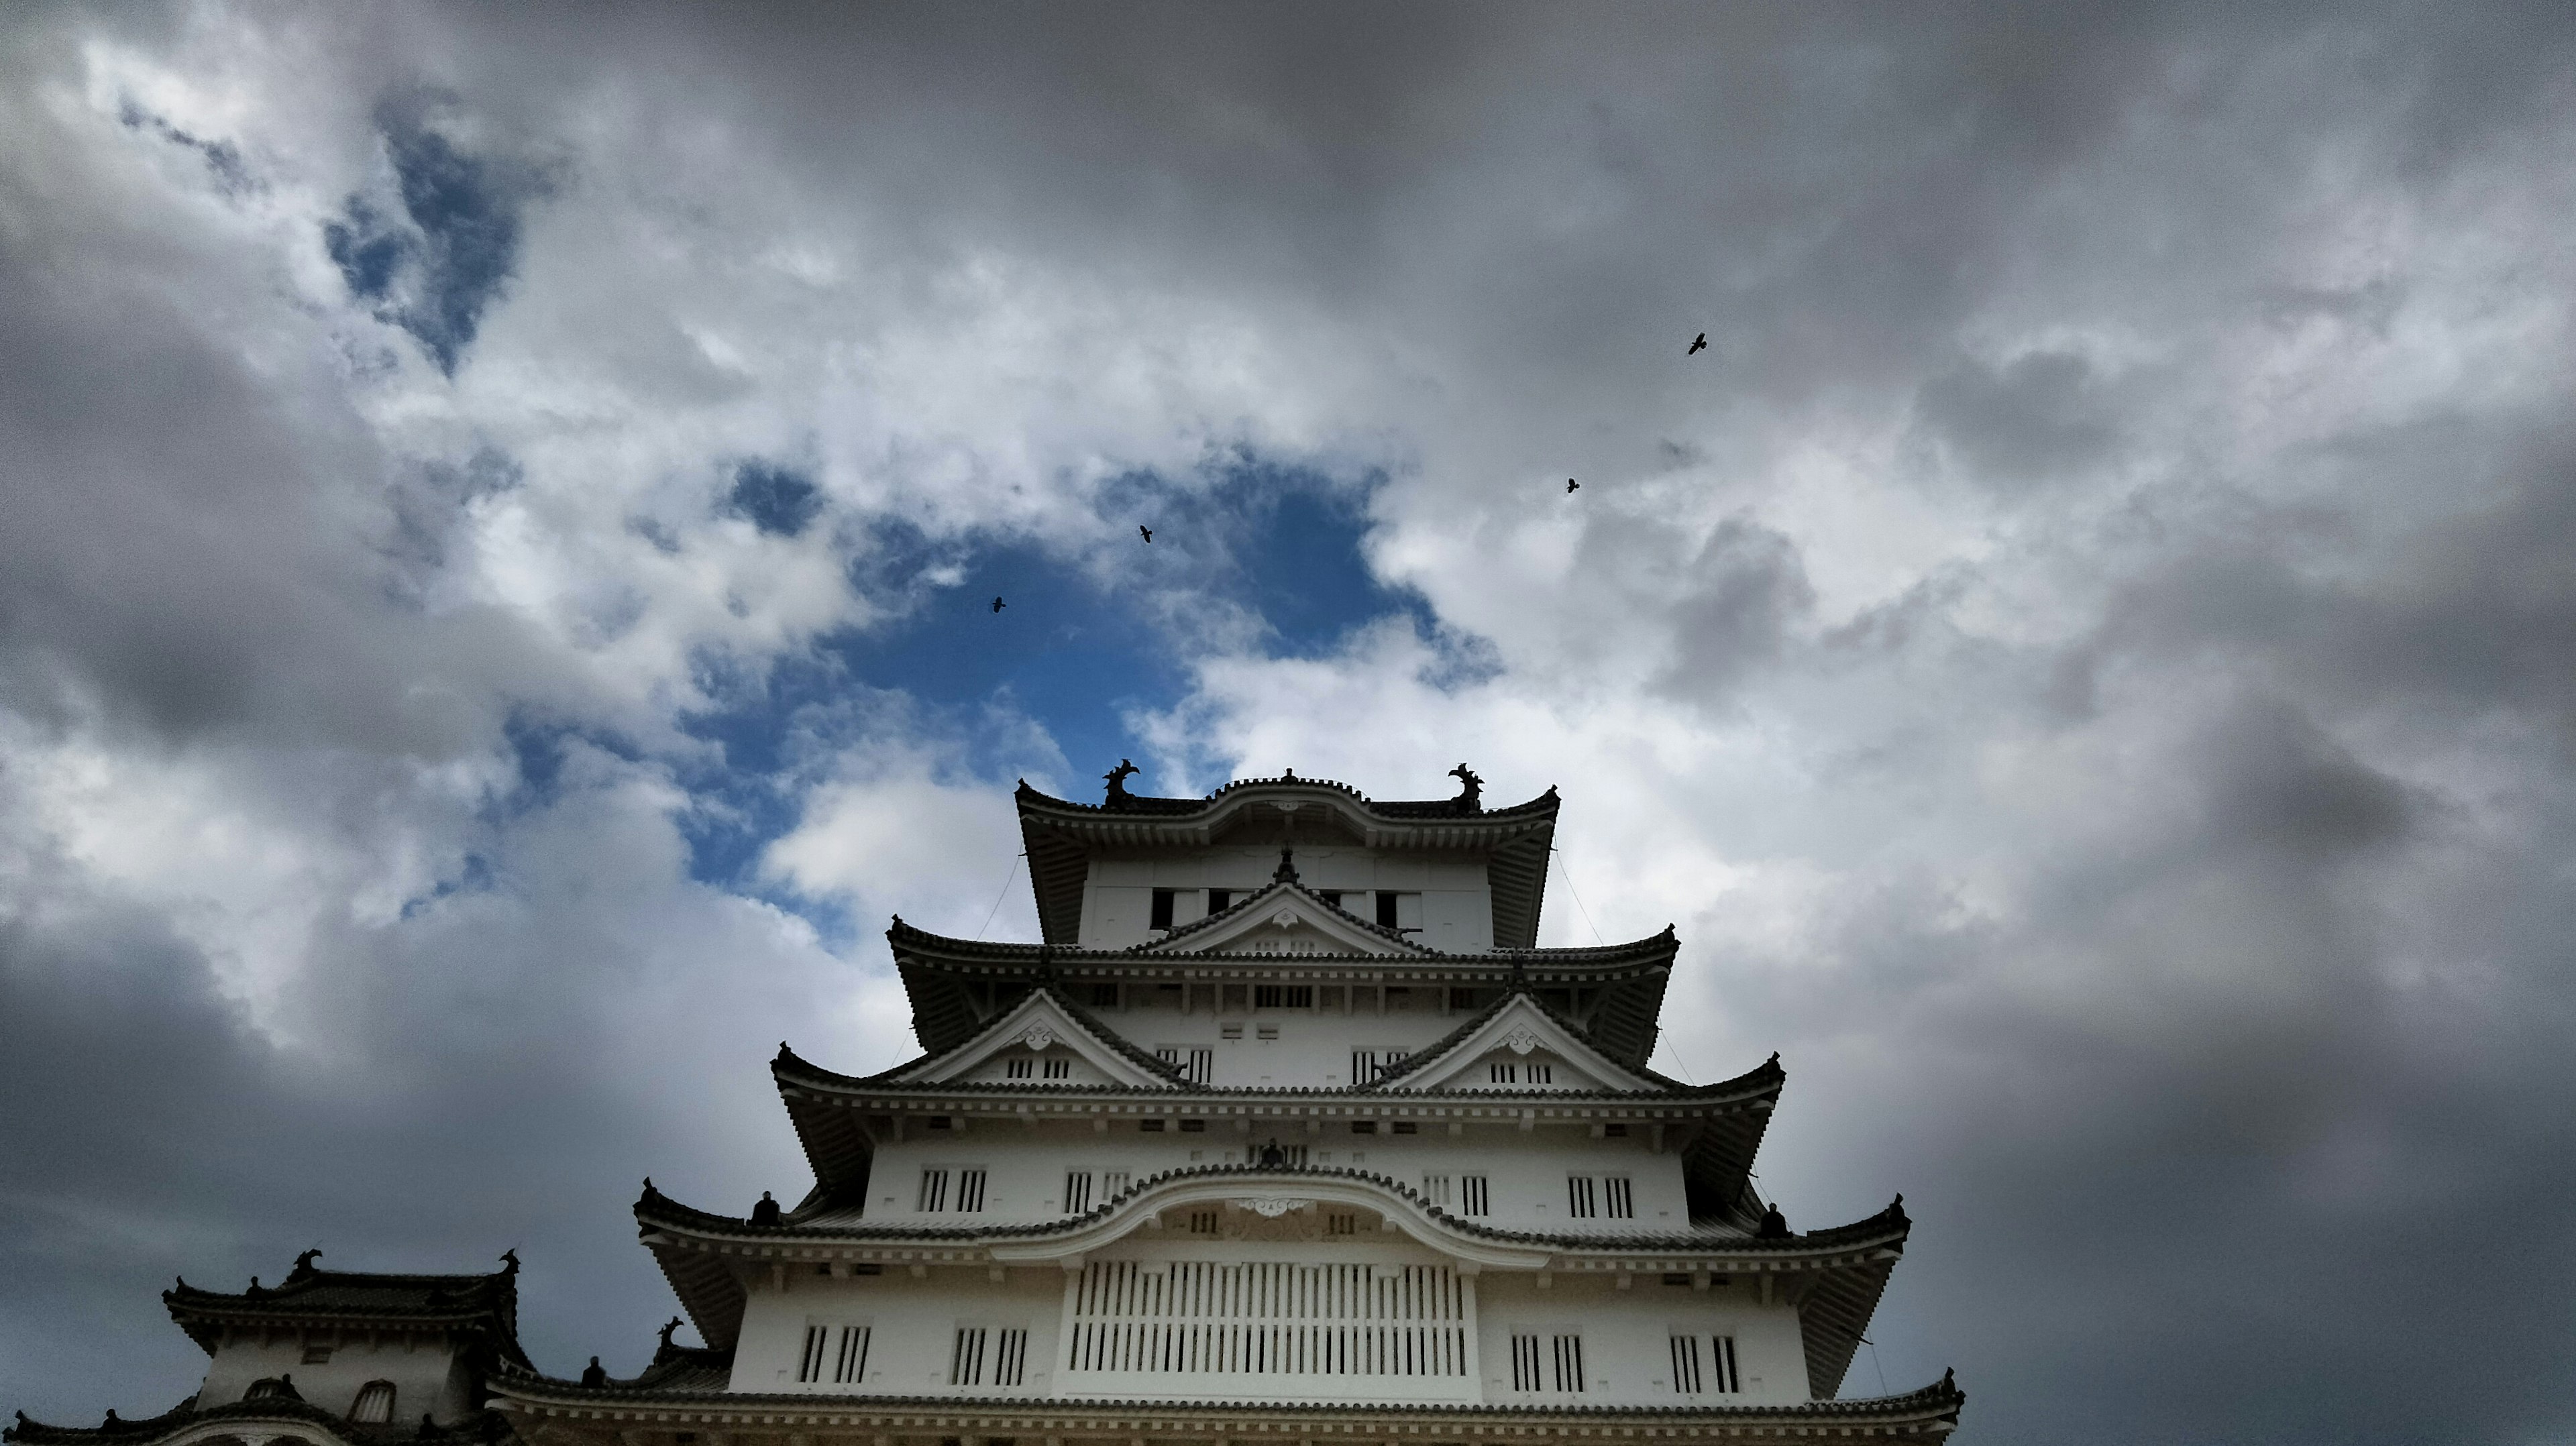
left=1368, top=993, right=1662, bottom=1093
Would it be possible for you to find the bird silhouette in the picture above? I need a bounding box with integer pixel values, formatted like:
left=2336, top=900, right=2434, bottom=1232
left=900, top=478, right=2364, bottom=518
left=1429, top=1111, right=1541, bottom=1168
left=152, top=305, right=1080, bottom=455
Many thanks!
left=1139, top=525, right=1152, bottom=543
left=991, top=596, right=1006, bottom=613
left=1566, top=478, right=1579, bottom=494
left=1688, top=332, right=1707, bottom=355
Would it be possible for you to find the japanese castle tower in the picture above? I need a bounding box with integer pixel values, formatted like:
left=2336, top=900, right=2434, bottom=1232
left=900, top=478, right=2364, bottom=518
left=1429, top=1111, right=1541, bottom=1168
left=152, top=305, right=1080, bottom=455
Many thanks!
left=7, top=769, right=1963, bottom=1446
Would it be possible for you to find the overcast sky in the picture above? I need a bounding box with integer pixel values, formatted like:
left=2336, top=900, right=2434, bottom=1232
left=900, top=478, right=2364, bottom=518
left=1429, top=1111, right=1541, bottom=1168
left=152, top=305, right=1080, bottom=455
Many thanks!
left=5, top=3, right=2575, bottom=1440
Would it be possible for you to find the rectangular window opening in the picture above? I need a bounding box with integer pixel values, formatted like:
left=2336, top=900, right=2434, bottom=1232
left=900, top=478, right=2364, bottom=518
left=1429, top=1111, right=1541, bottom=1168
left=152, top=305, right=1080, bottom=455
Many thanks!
left=1566, top=1174, right=1597, bottom=1219
left=835, top=1325, right=873, bottom=1385
left=949, top=1327, right=987, bottom=1386
left=1510, top=1333, right=1542, bottom=1392
left=1207, top=889, right=1234, bottom=913
left=917, top=1169, right=949, bottom=1213
left=1711, top=1335, right=1741, bottom=1394
left=1149, top=889, right=1177, bottom=930
left=1552, top=1333, right=1587, bottom=1394
left=1064, top=1170, right=1093, bottom=1215
left=956, top=1168, right=987, bottom=1213
left=1460, top=1175, right=1489, bottom=1216
left=1605, top=1176, right=1634, bottom=1219
left=994, top=1327, right=1029, bottom=1387
left=1089, top=983, right=1120, bottom=1007
left=799, top=1324, right=828, bottom=1384
left=1669, top=1334, right=1703, bottom=1395
left=1004, top=1058, right=1032, bottom=1079
left=1042, top=1057, right=1070, bottom=1079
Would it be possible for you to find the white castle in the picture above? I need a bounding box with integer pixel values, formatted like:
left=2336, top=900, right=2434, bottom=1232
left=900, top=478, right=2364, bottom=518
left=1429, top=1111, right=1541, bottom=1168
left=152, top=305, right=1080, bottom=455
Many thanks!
left=7, top=769, right=1963, bottom=1446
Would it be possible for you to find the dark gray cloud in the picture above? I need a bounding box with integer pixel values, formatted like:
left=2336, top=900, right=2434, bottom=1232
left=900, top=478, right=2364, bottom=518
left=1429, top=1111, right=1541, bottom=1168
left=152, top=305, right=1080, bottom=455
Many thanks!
left=5, top=4, right=2576, bottom=1443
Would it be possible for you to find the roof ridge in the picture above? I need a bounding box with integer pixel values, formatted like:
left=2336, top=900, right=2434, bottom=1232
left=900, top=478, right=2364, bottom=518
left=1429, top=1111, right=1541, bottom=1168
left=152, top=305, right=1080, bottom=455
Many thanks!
left=1015, top=775, right=1560, bottom=821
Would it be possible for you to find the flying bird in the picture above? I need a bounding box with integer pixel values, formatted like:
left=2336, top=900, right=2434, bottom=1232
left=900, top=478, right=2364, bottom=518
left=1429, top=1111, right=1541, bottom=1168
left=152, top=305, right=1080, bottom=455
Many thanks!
left=1139, top=525, right=1152, bottom=543
left=991, top=596, right=1006, bottom=613
left=1688, top=333, right=1707, bottom=355
left=1566, top=478, right=1579, bottom=494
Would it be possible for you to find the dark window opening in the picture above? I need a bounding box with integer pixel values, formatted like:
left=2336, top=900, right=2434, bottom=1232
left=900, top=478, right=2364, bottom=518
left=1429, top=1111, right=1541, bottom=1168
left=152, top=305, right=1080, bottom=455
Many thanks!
left=1392, top=1121, right=1418, bottom=1134
left=1140, top=1119, right=1167, bottom=1132
left=1090, top=983, right=1119, bottom=1007
left=1208, top=889, right=1234, bottom=913
left=1150, top=889, right=1177, bottom=930
left=1376, top=892, right=1400, bottom=928
left=1351, top=1120, right=1378, bottom=1134
left=1179, top=1119, right=1206, bottom=1132
left=1605, top=1122, right=1628, bottom=1137
left=1318, top=890, right=1342, bottom=907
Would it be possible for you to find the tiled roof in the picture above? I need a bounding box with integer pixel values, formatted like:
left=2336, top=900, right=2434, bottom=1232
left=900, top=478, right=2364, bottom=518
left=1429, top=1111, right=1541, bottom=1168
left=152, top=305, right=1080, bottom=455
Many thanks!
left=161, top=1254, right=530, bottom=1368
left=885, top=915, right=1674, bottom=966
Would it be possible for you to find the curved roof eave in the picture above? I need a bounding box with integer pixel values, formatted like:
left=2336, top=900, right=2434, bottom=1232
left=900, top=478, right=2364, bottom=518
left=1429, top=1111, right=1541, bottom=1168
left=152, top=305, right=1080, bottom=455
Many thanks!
left=487, top=1375, right=1968, bottom=1433
left=634, top=1168, right=1907, bottom=1264
left=886, top=915, right=1678, bottom=968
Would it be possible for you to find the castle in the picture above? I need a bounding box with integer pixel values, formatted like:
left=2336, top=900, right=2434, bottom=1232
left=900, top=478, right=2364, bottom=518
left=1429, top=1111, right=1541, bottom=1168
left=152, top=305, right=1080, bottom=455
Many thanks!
left=9, top=769, right=1962, bottom=1446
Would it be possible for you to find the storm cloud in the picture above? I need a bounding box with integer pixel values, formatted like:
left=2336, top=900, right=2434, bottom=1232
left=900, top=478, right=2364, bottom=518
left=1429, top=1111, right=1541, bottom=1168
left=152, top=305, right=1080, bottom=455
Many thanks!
left=5, top=4, right=2576, bottom=1443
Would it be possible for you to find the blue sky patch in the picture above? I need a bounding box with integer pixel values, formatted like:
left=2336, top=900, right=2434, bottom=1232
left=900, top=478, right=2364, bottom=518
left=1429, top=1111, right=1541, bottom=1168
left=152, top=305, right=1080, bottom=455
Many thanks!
left=323, top=106, right=529, bottom=375
left=673, top=460, right=1458, bottom=910
left=728, top=462, right=824, bottom=538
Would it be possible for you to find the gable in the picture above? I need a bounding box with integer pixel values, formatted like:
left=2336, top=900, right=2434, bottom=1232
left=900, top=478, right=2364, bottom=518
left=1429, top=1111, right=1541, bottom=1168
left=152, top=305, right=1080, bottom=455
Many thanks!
left=892, top=988, right=1176, bottom=1089
left=1144, top=882, right=1426, bottom=957
left=1373, top=994, right=1662, bottom=1093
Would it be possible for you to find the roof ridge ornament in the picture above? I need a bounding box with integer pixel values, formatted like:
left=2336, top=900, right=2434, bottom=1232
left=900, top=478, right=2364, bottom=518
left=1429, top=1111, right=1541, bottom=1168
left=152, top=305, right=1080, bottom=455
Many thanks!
left=1103, top=758, right=1139, bottom=808
left=1449, top=763, right=1483, bottom=814
left=1273, top=844, right=1299, bottom=884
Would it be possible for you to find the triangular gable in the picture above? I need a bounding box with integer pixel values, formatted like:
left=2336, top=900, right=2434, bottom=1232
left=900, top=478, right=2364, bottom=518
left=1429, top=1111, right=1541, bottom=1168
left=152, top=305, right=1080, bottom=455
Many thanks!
left=891, top=987, right=1179, bottom=1089
left=1143, top=881, right=1430, bottom=957
left=1369, top=993, right=1663, bottom=1093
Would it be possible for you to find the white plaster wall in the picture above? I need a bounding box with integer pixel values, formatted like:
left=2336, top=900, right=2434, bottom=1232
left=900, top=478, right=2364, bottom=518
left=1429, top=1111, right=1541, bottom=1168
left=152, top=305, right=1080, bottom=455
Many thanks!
left=195, top=1332, right=473, bottom=1419
left=731, top=1264, right=1067, bottom=1394
left=864, top=1120, right=1694, bottom=1234
left=1472, top=1272, right=1811, bottom=1406
left=1081, top=849, right=1491, bottom=952
left=728, top=1252, right=1811, bottom=1406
